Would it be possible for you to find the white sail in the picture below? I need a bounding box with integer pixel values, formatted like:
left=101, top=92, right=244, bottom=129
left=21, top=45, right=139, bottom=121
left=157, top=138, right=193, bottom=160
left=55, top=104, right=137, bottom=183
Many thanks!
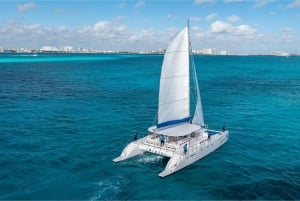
left=192, top=67, right=205, bottom=126
left=157, top=27, right=190, bottom=128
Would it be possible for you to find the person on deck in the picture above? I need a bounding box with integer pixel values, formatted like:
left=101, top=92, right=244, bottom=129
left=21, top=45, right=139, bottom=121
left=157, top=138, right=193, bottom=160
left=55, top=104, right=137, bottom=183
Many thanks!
left=183, top=144, right=188, bottom=155
left=160, top=135, right=165, bottom=146
left=134, top=133, right=138, bottom=141
left=222, top=125, right=226, bottom=132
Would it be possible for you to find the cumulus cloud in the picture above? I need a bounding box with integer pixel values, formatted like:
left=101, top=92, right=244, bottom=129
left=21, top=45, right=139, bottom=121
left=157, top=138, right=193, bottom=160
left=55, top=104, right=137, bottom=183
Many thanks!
left=0, top=19, right=297, bottom=53
left=17, top=2, right=37, bottom=12
left=93, top=21, right=109, bottom=30
left=214, top=21, right=256, bottom=36
left=0, top=19, right=259, bottom=50
left=208, top=20, right=258, bottom=41
left=0, top=20, right=179, bottom=51
left=0, top=20, right=129, bottom=49
left=206, top=13, right=218, bottom=21
left=235, top=25, right=256, bottom=36
left=194, top=0, right=214, bottom=5
left=210, top=21, right=233, bottom=34
left=78, top=20, right=130, bottom=45
left=190, top=20, right=268, bottom=53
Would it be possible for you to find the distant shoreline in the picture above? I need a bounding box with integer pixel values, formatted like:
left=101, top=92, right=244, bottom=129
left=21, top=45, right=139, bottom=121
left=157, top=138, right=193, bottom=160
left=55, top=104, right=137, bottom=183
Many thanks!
left=0, top=51, right=299, bottom=57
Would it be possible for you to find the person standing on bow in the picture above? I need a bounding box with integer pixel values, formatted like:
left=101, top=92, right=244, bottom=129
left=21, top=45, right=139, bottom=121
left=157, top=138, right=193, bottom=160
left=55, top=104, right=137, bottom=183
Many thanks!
left=160, top=135, right=165, bottom=146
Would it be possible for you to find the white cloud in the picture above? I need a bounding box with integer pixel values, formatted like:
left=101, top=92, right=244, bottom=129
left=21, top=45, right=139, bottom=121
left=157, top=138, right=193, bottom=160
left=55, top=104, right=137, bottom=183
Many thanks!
left=227, top=14, right=241, bottom=22
left=235, top=25, right=256, bottom=36
left=0, top=20, right=179, bottom=51
left=0, top=19, right=298, bottom=54
left=93, top=21, right=109, bottom=31
left=17, top=2, right=37, bottom=12
left=255, top=0, right=274, bottom=8
left=0, top=20, right=132, bottom=50
left=287, top=0, right=300, bottom=8
left=191, top=20, right=267, bottom=53
left=206, top=13, right=218, bottom=21
left=194, top=0, right=214, bottom=5
left=224, top=0, right=275, bottom=7
left=209, top=20, right=258, bottom=40
left=135, top=1, right=145, bottom=8
left=210, top=21, right=233, bottom=34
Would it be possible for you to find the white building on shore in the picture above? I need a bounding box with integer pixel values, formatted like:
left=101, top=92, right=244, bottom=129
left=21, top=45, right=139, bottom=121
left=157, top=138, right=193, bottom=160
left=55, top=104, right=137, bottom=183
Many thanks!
left=62, top=46, right=73, bottom=52
left=40, top=46, right=59, bottom=52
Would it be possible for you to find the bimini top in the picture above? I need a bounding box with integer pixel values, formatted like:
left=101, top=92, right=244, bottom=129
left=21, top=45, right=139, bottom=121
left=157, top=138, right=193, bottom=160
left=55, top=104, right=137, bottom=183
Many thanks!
left=148, top=123, right=201, bottom=137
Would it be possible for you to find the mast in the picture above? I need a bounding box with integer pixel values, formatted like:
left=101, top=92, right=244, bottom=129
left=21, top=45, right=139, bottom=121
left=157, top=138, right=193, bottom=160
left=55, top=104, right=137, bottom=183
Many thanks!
left=187, top=19, right=190, bottom=50
left=187, top=19, right=191, bottom=123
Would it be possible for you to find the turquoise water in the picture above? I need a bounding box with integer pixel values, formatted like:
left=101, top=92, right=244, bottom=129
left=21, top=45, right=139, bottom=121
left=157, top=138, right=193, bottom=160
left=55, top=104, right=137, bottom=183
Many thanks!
left=0, top=53, right=299, bottom=200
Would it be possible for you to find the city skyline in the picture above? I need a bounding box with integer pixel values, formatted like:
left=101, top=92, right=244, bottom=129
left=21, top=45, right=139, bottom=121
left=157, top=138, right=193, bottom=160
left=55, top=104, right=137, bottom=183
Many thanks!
left=0, top=0, right=300, bottom=54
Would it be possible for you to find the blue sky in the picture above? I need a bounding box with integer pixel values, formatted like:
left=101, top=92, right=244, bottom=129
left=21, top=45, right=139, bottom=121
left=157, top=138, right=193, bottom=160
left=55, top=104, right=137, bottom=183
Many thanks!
left=0, top=0, right=300, bottom=53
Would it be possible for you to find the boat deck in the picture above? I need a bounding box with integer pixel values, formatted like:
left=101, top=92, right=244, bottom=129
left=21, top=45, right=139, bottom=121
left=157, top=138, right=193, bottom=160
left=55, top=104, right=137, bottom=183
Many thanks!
left=138, top=130, right=220, bottom=158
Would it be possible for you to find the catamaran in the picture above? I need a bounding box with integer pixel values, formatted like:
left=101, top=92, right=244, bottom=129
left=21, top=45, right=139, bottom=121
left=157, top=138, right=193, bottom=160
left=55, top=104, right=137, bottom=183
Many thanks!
left=113, top=23, right=229, bottom=177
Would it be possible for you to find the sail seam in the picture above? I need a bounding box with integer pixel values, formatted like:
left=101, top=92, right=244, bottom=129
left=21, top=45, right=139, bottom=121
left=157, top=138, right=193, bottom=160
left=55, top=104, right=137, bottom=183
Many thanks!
left=161, top=74, right=188, bottom=79
left=159, top=98, right=189, bottom=106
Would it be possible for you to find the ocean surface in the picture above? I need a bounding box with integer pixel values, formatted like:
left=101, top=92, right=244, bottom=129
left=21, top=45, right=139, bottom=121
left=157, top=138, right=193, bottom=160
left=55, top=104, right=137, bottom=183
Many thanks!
left=0, top=53, right=299, bottom=200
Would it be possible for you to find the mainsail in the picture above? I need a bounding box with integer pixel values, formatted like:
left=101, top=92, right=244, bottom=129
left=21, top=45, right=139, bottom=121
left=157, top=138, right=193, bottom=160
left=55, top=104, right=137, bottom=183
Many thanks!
left=157, top=27, right=190, bottom=128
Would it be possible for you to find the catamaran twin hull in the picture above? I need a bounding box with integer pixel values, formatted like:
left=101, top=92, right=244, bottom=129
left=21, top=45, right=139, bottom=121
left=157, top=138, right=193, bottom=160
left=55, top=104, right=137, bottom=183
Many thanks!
left=113, top=24, right=229, bottom=177
left=113, top=127, right=229, bottom=177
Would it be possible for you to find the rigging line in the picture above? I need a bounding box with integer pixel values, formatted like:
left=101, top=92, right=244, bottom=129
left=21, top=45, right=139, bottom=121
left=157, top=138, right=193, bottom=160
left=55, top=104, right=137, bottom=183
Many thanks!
left=191, top=54, right=198, bottom=102
left=189, top=27, right=204, bottom=126
left=188, top=26, right=198, bottom=112
left=187, top=20, right=191, bottom=118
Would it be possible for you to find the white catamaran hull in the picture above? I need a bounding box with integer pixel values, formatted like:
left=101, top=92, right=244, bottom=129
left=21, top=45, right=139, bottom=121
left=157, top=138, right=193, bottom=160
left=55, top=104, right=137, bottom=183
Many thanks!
left=159, top=131, right=229, bottom=177
left=113, top=140, right=145, bottom=163
left=113, top=130, right=229, bottom=177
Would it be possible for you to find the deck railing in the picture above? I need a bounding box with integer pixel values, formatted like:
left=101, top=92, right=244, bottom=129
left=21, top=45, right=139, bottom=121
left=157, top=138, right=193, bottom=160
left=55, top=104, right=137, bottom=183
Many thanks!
left=139, top=137, right=177, bottom=157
